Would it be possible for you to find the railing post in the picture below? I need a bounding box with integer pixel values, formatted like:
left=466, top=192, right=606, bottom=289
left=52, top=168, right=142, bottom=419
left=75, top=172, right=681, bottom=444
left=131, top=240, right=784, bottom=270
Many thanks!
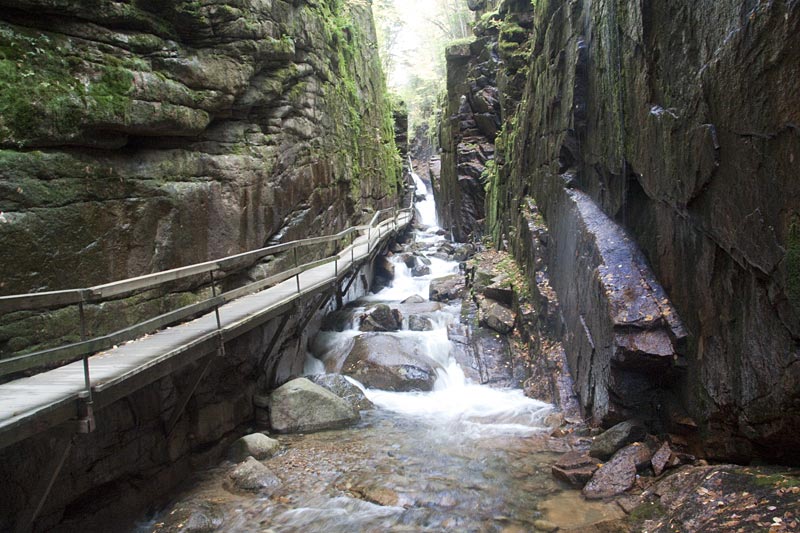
left=293, top=248, right=301, bottom=293
left=77, top=301, right=95, bottom=434
left=350, top=231, right=355, bottom=264
left=367, top=226, right=372, bottom=253
left=209, top=270, right=226, bottom=358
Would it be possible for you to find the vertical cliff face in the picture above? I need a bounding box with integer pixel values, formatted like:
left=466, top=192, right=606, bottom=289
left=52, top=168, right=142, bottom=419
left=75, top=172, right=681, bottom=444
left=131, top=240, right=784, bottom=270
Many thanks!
left=446, top=0, right=800, bottom=463
left=0, top=0, right=403, bottom=356
left=436, top=21, right=501, bottom=241
left=0, top=0, right=401, bottom=293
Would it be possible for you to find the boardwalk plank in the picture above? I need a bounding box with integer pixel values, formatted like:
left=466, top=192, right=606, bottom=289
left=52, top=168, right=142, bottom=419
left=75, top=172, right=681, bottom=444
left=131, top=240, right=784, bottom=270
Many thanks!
left=0, top=214, right=411, bottom=449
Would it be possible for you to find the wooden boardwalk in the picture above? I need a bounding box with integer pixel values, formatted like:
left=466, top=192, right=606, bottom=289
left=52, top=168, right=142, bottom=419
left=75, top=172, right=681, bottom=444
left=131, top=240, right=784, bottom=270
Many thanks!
left=0, top=212, right=412, bottom=449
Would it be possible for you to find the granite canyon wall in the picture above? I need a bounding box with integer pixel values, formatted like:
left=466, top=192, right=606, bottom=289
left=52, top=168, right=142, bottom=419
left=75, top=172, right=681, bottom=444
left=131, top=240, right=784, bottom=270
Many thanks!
left=0, top=0, right=403, bottom=357
left=439, top=0, right=800, bottom=464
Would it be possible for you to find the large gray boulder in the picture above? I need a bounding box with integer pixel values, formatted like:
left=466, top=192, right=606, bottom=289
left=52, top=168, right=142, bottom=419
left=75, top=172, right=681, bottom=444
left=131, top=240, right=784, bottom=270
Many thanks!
left=228, top=433, right=280, bottom=463
left=342, top=333, right=442, bottom=391
left=307, top=373, right=375, bottom=411
left=268, top=378, right=360, bottom=433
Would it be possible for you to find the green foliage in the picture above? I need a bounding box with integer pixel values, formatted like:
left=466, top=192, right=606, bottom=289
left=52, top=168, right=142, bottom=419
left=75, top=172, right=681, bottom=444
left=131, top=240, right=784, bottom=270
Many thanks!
left=313, top=0, right=402, bottom=204
left=0, top=23, right=134, bottom=146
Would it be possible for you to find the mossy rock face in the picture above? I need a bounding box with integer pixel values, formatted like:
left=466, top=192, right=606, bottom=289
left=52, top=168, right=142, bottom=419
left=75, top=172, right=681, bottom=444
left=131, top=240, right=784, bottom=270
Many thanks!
left=0, top=0, right=403, bottom=357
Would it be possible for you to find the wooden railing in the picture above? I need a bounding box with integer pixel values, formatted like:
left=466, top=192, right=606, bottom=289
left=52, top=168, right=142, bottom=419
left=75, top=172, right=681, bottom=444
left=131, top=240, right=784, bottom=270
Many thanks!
left=0, top=200, right=414, bottom=383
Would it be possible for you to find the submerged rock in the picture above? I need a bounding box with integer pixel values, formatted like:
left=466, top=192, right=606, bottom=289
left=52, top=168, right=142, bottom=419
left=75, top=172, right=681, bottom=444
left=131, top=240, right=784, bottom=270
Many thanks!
left=307, top=373, right=375, bottom=411
left=153, top=500, right=224, bottom=532
left=228, top=433, right=280, bottom=463
left=268, top=378, right=360, bottom=433
left=551, top=451, right=599, bottom=488
left=401, top=294, right=426, bottom=304
left=342, top=333, right=442, bottom=391
left=226, top=457, right=282, bottom=494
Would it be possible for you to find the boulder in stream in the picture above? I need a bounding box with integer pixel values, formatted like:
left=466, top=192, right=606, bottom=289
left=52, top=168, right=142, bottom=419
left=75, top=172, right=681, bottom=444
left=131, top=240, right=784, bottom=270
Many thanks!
left=342, top=333, right=442, bottom=391
left=408, top=314, right=435, bottom=331
left=307, top=373, right=375, bottom=411
left=402, top=294, right=426, bottom=304
left=226, top=456, right=282, bottom=494
left=551, top=451, right=599, bottom=488
left=268, top=378, right=360, bottom=433
left=359, top=304, right=402, bottom=332
left=228, top=433, right=280, bottom=462
left=411, top=265, right=431, bottom=277
left=430, top=274, right=465, bottom=302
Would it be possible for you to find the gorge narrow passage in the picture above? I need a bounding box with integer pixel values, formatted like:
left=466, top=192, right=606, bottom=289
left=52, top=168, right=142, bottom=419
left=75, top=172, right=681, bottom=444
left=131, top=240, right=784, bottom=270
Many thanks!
left=136, top=179, right=623, bottom=532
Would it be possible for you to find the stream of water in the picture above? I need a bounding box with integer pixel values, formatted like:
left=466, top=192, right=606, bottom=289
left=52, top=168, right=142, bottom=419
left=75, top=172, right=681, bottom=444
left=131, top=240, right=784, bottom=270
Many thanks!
left=139, top=175, right=623, bottom=532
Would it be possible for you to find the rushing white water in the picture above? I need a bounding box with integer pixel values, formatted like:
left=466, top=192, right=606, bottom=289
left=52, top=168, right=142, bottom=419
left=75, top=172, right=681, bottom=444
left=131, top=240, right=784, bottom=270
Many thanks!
left=411, top=172, right=439, bottom=229
left=306, top=178, right=553, bottom=438
left=138, top=178, right=626, bottom=533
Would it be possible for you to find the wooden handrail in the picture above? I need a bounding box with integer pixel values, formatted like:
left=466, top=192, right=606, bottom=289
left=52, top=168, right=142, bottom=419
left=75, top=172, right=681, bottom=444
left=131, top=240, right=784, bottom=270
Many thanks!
left=0, top=203, right=411, bottom=313
left=0, top=201, right=414, bottom=378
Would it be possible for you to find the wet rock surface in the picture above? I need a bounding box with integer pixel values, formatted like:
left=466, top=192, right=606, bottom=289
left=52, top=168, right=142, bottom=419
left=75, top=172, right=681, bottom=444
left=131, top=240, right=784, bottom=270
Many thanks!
left=268, top=378, right=360, bottom=434
left=551, top=452, right=599, bottom=488
left=152, top=500, right=224, bottom=533
left=429, top=274, right=466, bottom=302
left=589, top=421, right=648, bottom=461
left=227, top=434, right=280, bottom=463
left=341, top=334, right=442, bottom=392
left=472, top=0, right=800, bottom=461
left=358, top=304, right=403, bottom=332
left=478, top=295, right=516, bottom=334
left=306, top=374, right=375, bottom=412
left=225, top=457, right=282, bottom=494
left=0, top=0, right=404, bottom=361
left=582, top=453, right=637, bottom=500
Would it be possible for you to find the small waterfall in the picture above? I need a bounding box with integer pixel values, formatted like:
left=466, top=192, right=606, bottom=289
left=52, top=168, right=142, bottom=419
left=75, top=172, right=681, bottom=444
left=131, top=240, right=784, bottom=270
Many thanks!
left=307, top=176, right=552, bottom=438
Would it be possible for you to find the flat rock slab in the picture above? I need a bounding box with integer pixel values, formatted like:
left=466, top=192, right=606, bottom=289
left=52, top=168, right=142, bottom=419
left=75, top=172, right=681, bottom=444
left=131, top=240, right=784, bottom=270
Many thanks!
left=552, top=451, right=599, bottom=488
left=639, top=466, right=800, bottom=532
left=268, top=378, right=360, bottom=433
left=651, top=441, right=672, bottom=477
left=583, top=451, right=637, bottom=499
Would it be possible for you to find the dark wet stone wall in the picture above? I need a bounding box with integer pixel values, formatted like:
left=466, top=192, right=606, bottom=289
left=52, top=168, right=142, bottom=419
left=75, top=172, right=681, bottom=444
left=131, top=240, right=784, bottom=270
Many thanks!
left=480, top=0, right=800, bottom=463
